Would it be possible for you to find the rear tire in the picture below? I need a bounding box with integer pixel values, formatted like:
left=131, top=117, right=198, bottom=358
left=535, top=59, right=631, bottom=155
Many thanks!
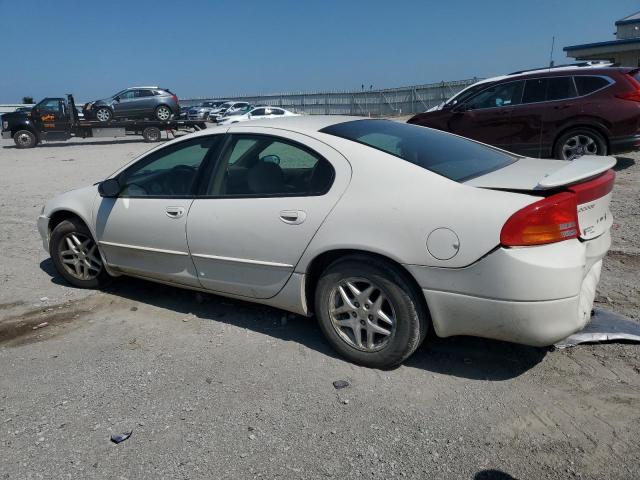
left=142, top=126, right=162, bottom=142
left=95, top=107, right=113, bottom=122
left=13, top=130, right=37, bottom=148
left=314, top=256, right=428, bottom=368
left=155, top=105, right=172, bottom=121
left=553, top=128, right=607, bottom=160
left=50, top=218, right=113, bottom=289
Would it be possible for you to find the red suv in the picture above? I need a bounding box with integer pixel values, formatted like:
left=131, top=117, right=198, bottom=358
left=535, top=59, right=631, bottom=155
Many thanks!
left=408, top=65, right=640, bottom=159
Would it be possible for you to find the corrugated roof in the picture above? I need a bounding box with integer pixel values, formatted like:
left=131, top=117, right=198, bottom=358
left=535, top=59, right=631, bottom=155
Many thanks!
left=616, top=10, right=640, bottom=25
left=564, top=37, right=640, bottom=51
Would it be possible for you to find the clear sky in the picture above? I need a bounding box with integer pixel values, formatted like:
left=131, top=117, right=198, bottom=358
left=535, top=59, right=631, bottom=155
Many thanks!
left=1, top=0, right=638, bottom=102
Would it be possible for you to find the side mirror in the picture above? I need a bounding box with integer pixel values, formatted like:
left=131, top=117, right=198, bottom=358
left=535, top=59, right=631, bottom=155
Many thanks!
left=452, top=103, right=469, bottom=113
left=98, top=178, right=121, bottom=197
left=247, top=113, right=252, bottom=119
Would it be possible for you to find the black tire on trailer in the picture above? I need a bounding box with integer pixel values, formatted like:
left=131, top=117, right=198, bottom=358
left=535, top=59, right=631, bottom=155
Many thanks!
left=142, top=127, right=162, bottom=142
left=13, top=130, right=37, bottom=148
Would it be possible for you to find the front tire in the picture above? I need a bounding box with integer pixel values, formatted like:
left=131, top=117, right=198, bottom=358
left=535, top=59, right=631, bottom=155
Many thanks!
left=314, top=256, right=428, bottom=368
left=95, top=107, right=113, bottom=122
left=50, top=218, right=112, bottom=289
left=13, top=130, right=37, bottom=148
left=155, top=105, right=172, bottom=121
left=553, top=128, right=607, bottom=160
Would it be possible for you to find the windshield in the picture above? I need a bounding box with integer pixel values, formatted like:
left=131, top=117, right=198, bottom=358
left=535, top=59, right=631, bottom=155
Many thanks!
left=219, top=102, right=234, bottom=109
left=320, top=119, right=516, bottom=182
left=111, top=89, right=128, bottom=99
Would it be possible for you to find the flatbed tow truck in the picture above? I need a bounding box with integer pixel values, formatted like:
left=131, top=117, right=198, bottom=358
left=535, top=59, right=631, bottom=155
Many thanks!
left=1, top=95, right=207, bottom=148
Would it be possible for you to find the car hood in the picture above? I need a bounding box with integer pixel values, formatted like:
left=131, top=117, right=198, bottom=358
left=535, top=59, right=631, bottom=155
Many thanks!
left=88, top=99, right=111, bottom=107
left=1, top=111, right=29, bottom=121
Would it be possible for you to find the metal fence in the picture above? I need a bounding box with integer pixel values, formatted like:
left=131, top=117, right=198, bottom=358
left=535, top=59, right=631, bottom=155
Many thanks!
left=182, top=78, right=480, bottom=116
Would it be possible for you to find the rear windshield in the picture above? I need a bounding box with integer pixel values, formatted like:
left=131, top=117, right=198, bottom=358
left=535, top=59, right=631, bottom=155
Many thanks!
left=320, top=119, right=516, bottom=182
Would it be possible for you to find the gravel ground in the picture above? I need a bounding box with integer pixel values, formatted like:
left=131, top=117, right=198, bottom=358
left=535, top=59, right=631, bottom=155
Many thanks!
left=0, top=135, right=639, bottom=479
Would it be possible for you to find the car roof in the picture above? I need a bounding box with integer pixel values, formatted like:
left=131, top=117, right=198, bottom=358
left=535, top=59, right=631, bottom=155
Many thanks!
left=127, top=86, right=160, bottom=89
left=187, top=115, right=363, bottom=138
left=473, top=64, right=628, bottom=86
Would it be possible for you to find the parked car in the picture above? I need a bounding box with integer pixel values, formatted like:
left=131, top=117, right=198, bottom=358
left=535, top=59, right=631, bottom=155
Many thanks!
left=38, top=117, right=614, bottom=368
left=179, top=105, right=191, bottom=119
left=83, top=86, right=180, bottom=122
left=209, top=101, right=251, bottom=121
left=408, top=64, right=640, bottom=160
left=217, top=106, right=298, bottom=125
left=186, top=101, right=227, bottom=121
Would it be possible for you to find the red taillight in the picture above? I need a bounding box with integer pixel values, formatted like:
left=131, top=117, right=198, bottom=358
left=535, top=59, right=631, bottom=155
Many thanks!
left=501, top=192, right=579, bottom=246
left=172, top=94, right=179, bottom=103
left=568, top=169, right=615, bottom=204
left=616, top=75, right=640, bottom=102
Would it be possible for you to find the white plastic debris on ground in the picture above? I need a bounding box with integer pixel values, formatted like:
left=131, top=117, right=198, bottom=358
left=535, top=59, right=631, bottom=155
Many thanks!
left=555, top=308, right=640, bottom=348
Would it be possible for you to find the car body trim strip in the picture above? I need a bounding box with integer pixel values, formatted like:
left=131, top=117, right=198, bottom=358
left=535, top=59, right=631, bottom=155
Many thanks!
left=191, top=252, right=293, bottom=268
left=99, top=240, right=189, bottom=256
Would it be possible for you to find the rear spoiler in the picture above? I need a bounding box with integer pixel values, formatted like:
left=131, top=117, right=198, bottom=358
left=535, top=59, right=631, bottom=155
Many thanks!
left=537, top=156, right=616, bottom=189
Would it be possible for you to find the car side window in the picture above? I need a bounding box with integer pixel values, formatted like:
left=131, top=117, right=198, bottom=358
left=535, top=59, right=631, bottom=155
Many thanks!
left=464, top=81, right=524, bottom=110
left=522, top=79, right=548, bottom=104
left=574, top=76, right=610, bottom=96
left=251, top=108, right=266, bottom=116
left=119, top=136, right=221, bottom=197
left=271, top=109, right=285, bottom=115
left=545, top=77, right=576, bottom=101
left=119, top=90, right=136, bottom=100
left=39, top=99, right=63, bottom=113
left=206, top=135, right=334, bottom=196
left=136, top=90, right=154, bottom=98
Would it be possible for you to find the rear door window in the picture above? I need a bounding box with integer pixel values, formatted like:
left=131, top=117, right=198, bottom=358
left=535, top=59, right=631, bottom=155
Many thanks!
left=545, top=77, right=576, bottom=101
left=206, top=135, right=334, bottom=196
left=574, top=76, right=611, bottom=95
left=522, top=79, right=547, bottom=104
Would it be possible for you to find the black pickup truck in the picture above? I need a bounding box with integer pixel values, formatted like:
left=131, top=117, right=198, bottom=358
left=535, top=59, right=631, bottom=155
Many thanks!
left=1, top=95, right=207, bottom=148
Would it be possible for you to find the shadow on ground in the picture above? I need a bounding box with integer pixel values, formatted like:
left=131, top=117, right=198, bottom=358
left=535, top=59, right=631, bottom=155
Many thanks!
left=474, top=470, right=519, bottom=480
left=40, top=259, right=546, bottom=380
left=613, top=156, right=635, bottom=171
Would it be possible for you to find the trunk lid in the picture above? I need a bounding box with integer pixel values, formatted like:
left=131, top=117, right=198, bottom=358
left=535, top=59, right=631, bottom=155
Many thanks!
left=467, top=156, right=616, bottom=240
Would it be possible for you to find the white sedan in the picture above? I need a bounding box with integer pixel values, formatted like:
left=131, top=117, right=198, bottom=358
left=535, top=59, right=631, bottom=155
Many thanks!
left=37, top=116, right=615, bottom=367
left=217, top=106, right=298, bottom=125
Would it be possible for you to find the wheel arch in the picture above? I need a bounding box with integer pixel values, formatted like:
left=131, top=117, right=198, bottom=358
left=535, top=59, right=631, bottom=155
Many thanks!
left=11, top=126, right=40, bottom=144
left=48, top=209, right=90, bottom=237
left=303, top=248, right=429, bottom=319
left=47, top=208, right=119, bottom=277
left=552, top=123, right=610, bottom=157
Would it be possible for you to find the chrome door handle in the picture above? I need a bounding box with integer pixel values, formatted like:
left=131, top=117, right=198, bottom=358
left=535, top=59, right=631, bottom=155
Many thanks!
left=279, top=210, right=307, bottom=225
left=165, top=206, right=185, bottom=218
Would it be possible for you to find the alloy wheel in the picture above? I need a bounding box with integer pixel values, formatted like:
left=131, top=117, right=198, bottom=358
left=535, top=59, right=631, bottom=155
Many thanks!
left=561, top=134, right=598, bottom=160
left=328, top=277, right=396, bottom=352
left=58, top=232, right=103, bottom=281
left=96, top=108, right=111, bottom=122
left=156, top=106, right=171, bottom=121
